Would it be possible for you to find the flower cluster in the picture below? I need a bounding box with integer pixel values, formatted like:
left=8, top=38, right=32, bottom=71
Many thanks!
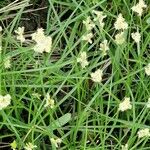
left=14, top=27, right=52, bottom=53
left=0, top=94, right=11, bottom=110
left=114, top=13, right=128, bottom=45
left=31, top=28, right=52, bottom=53
left=78, top=10, right=108, bottom=80
left=92, top=10, right=106, bottom=28
left=118, top=97, right=132, bottom=112
left=91, top=69, right=103, bottom=83
left=82, top=10, right=107, bottom=44
left=10, top=140, right=17, bottom=150
left=114, top=13, right=128, bottom=30
left=83, top=16, right=95, bottom=31
left=77, top=51, right=89, bottom=68
left=132, top=0, right=147, bottom=16
left=44, top=93, right=55, bottom=108
left=137, top=128, right=150, bottom=138
left=115, top=31, right=126, bottom=45
left=145, top=63, right=150, bottom=76
left=146, top=98, right=150, bottom=108
left=131, top=31, right=141, bottom=43
left=82, top=33, right=93, bottom=44
left=99, top=40, right=109, bottom=56
left=77, top=1, right=147, bottom=83
left=15, top=27, right=25, bottom=43
left=4, top=56, right=11, bottom=69
left=121, top=144, right=128, bottom=150
left=24, top=142, right=37, bottom=150
left=50, top=138, right=62, bottom=148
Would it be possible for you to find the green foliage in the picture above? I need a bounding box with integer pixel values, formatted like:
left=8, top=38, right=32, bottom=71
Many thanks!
left=0, top=0, right=150, bottom=150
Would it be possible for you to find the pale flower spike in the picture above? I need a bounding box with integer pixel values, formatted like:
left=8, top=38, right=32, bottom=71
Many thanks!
left=118, top=97, right=132, bottom=112
left=114, top=13, right=128, bottom=30
left=15, top=27, right=25, bottom=43
left=32, top=28, right=52, bottom=53
left=10, top=140, right=17, bottom=150
left=92, top=10, right=106, bottom=28
left=44, top=93, right=55, bottom=108
left=91, top=69, right=103, bottom=83
left=0, top=26, right=2, bottom=32
left=131, top=0, right=147, bottom=16
left=100, top=40, right=109, bottom=56
left=82, top=33, right=93, bottom=44
left=131, top=31, right=141, bottom=43
left=77, top=51, right=89, bottom=68
left=24, top=142, right=37, bottom=150
left=121, top=144, right=128, bottom=150
left=50, top=138, right=62, bottom=148
left=83, top=16, right=95, bottom=31
left=4, top=56, right=11, bottom=69
left=115, top=31, right=126, bottom=45
left=137, top=128, right=150, bottom=138
left=0, top=94, right=11, bottom=110
left=146, top=98, right=150, bottom=108
left=32, top=93, right=41, bottom=99
left=145, top=63, right=150, bottom=76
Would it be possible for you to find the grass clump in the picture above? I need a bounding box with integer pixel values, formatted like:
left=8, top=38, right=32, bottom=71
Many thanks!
left=0, top=0, right=150, bottom=149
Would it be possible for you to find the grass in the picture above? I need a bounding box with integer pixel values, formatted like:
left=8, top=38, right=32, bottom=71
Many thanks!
left=0, top=0, right=150, bottom=149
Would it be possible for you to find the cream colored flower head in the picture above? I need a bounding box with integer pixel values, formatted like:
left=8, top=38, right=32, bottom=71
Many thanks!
left=118, top=97, right=132, bottom=112
left=83, top=16, right=95, bottom=31
left=100, top=40, right=109, bottom=56
left=32, top=28, right=52, bottom=53
left=10, top=140, right=17, bottom=150
left=114, top=14, right=128, bottom=30
left=131, top=0, right=147, bottom=16
left=137, top=128, right=150, bottom=138
left=15, top=27, right=25, bottom=43
left=50, top=138, right=62, bottom=148
left=82, top=33, right=93, bottom=44
left=77, top=51, right=89, bottom=68
left=32, top=28, right=44, bottom=42
left=121, top=144, right=128, bottom=150
left=44, top=93, right=55, bottom=108
left=4, top=56, right=11, bottom=69
left=24, top=142, right=37, bottom=150
left=139, top=0, right=147, bottom=7
left=131, top=31, right=141, bottom=43
left=145, top=63, right=150, bottom=76
left=115, top=31, right=126, bottom=45
left=92, top=10, right=106, bottom=28
left=32, top=93, right=41, bottom=99
left=0, top=26, right=2, bottom=32
left=91, top=69, right=103, bottom=83
left=146, top=98, right=150, bottom=108
left=0, top=94, right=11, bottom=110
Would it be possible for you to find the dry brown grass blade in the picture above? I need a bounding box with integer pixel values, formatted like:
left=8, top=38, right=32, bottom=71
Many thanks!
left=0, top=0, right=31, bottom=14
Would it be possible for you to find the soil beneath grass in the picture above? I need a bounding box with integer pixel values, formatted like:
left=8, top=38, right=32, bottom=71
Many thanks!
left=2, top=0, right=48, bottom=32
